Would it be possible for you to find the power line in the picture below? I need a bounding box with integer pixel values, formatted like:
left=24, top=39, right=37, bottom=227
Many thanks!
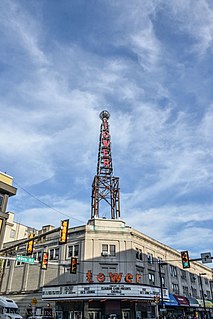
left=13, top=181, right=85, bottom=224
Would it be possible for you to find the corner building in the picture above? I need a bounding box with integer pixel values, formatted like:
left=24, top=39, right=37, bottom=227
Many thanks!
left=1, top=217, right=212, bottom=319
left=1, top=111, right=212, bottom=319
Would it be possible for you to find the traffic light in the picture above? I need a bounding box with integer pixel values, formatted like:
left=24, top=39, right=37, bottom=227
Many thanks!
left=181, top=250, right=190, bottom=268
left=27, top=234, right=34, bottom=256
left=70, top=257, right=77, bottom=274
left=41, top=252, right=49, bottom=270
left=59, top=219, right=69, bottom=244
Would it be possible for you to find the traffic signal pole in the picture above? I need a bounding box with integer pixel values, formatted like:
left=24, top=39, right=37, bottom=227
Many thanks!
left=0, top=226, right=61, bottom=255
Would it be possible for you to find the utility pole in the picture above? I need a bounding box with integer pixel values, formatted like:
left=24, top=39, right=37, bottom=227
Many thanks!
left=158, top=262, right=167, bottom=316
left=199, top=273, right=207, bottom=318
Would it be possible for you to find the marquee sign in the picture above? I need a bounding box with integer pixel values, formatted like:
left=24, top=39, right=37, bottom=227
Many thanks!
left=42, top=284, right=169, bottom=301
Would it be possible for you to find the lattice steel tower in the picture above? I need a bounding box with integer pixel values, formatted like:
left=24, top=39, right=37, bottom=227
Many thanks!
left=91, top=110, right=120, bottom=219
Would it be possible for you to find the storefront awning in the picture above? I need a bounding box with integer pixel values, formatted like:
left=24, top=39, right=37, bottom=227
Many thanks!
left=196, top=299, right=213, bottom=308
left=187, top=297, right=199, bottom=307
left=173, top=295, right=189, bottom=306
left=163, top=294, right=179, bottom=306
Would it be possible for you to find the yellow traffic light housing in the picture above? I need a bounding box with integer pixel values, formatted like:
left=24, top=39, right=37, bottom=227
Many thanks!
left=41, top=252, right=49, bottom=270
left=70, top=257, right=77, bottom=274
left=181, top=250, right=190, bottom=269
left=27, top=234, right=34, bottom=256
left=59, top=219, right=69, bottom=244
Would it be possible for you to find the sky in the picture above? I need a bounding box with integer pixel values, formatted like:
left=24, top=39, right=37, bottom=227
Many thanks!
left=0, top=0, right=213, bottom=264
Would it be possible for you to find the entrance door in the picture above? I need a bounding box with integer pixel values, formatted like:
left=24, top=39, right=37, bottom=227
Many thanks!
left=88, top=311, right=102, bottom=319
left=122, top=310, right=130, bottom=319
left=74, top=311, right=82, bottom=319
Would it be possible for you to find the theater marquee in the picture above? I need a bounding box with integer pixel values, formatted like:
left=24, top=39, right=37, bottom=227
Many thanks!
left=42, top=284, right=169, bottom=301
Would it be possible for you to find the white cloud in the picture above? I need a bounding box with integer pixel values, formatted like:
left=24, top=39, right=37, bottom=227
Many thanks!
left=166, top=0, right=213, bottom=56
left=0, top=1, right=47, bottom=64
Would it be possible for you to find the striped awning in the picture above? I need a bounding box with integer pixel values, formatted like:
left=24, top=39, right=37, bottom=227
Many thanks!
left=196, top=299, right=213, bottom=308
left=187, top=297, right=199, bottom=307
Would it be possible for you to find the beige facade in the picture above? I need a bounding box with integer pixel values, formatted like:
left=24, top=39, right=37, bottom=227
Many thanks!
left=0, top=218, right=212, bottom=319
left=0, top=172, right=17, bottom=249
left=3, top=212, right=36, bottom=243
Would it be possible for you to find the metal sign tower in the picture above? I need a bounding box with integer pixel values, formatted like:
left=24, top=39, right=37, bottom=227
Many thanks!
left=91, top=110, right=120, bottom=219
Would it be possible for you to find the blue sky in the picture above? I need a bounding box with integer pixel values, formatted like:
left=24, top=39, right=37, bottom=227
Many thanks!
left=1, top=0, right=213, bottom=263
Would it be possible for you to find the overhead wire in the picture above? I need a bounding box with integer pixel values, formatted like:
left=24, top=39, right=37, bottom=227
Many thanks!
left=13, top=181, right=85, bottom=224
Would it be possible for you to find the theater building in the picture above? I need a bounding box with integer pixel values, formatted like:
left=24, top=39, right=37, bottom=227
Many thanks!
left=0, top=111, right=212, bottom=319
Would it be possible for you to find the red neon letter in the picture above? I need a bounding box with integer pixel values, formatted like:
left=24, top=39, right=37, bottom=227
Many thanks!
left=97, top=273, right=105, bottom=282
left=102, top=140, right=110, bottom=147
left=136, top=274, right=141, bottom=283
left=103, top=149, right=109, bottom=156
left=125, top=273, right=133, bottom=283
left=104, top=159, right=110, bottom=167
left=102, top=131, right=109, bottom=139
left=103, top=119, right=108, bottom=130
left=86, top=270, right=93, bottom=283
left=109, top=273, right=123, bottom=283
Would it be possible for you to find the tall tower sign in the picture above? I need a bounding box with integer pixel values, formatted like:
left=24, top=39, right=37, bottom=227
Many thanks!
left=91, top=111, right=120, bottom=219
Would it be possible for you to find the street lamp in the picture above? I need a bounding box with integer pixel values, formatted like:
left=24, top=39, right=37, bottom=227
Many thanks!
left=199, top=273, right=207, bottom=318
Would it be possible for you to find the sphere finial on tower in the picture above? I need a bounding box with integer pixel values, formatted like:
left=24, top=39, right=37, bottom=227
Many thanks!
left=99, top=110, right=110, bottom=120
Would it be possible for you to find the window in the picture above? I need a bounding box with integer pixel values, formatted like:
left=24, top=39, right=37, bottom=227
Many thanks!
left=10, top=230, right=15, bottom=238
left=50, top=249, right=54, bottom=260
left=38, top=251, right=42, bottom=262
left=162, top=276, right=165, bottom=287
left=49, top=248, right=59, bottom=260
left=206, top=291, right=211, bottom=299
left=136, top=267, right=144, bottom=283
left=101, top=244, right=116, bottom=256
left=170, top=265, right=177, bottom=277
left=0, top=194, right=3, bottom=210
left=136, top=248, right=142, bottom=260
left=74, top=245, right=79, bottom=257
left=16, top=261, right=24, bottom=266
left=109, top=245, right=116, bottom=256
left=172, top=283, right=179, bottom=294
left=148, top=273, right=155, bottom=284
left=68, top=246, right=73, bottom=258
left=147, top=253, right=153, bottom=264
left=67, top=245, right=79, bottom=258
left=191, top=287, right=197, bottom=298
left=190, top=273, right=196, bottom=282
left=55, top=248, right=59, bottom=259
left=181, top=270, right=187, bottom=280
left=204, top=278, right=208, bottom=285
left=183, top=286, right=189, bottom=296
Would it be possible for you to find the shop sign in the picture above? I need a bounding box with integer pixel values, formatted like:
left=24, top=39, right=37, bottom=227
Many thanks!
left=42, top=284, right=169, bottom=300
left=86, top=270, right=142, bottom=284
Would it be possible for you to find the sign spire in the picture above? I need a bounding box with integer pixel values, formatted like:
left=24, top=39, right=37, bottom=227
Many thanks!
left=91, top=110, right=120, bottom=219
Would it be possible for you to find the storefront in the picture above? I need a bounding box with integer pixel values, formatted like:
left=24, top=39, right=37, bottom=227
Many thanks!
left=42, top=283, right=169, bottom=319
left=196, top=299, right=213, bottom=319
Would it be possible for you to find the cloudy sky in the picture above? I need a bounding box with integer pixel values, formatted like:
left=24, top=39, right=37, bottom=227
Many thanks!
left=1, top=0, right=213, bottom=263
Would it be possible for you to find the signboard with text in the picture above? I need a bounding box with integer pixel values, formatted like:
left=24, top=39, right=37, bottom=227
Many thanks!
left=42, top=284, right=169, bottom=301
left=16, top=255, right=34, bottom=264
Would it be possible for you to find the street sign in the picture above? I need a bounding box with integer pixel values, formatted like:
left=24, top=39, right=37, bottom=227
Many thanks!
left=201, top=252, right=212, bottom=264
left=16, top=255, right=34, bottom=264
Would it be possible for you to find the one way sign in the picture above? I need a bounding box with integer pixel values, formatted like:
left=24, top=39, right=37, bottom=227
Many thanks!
left=201, top=252, right=212, bottom=264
